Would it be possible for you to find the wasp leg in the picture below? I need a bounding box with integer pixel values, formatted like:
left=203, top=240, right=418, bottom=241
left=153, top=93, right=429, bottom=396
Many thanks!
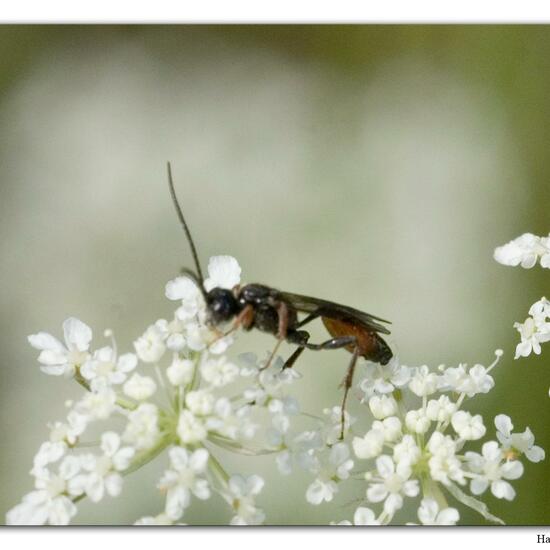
left=259, top=303, right=290, bottom=371
left=338, top=344, right=360, bottom=440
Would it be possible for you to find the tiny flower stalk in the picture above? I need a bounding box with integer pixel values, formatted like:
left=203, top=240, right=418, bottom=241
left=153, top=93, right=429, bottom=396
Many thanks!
left=8, top=253, right=546, bottom=525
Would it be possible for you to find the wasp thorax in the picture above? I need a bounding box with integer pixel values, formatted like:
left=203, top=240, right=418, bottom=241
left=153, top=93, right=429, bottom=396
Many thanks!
left=206, top=288, right=239, bottom=324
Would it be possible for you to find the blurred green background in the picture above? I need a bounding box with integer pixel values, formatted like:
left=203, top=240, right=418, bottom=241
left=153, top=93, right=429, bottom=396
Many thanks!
left=1, top=25, right=550, bottom=525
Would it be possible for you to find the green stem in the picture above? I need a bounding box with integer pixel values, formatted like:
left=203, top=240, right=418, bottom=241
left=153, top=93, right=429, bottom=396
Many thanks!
left=207, top=449, right=230, bottom=486
left=122, top=434, right=173, bottom=477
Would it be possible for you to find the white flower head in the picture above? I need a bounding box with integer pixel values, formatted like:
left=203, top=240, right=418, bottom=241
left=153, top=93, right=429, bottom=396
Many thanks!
left=28, top=317, right=92, bottom=377
left=123, top=403, right=160, bottom=450
left=306, top=443, right=354, bottom=505
left=495, top=414, right=545, bottom=463
left=494, top=233, right=550, bottom=269
left=165, top=276, right=204, bottom=320
left=177, top=410, right=207, bottom=445
left=514, top=315, right=550, bottom=359
left=369, top=395, right=398, bottom=420
left=405, top=409, right=431, bottom=434
left=133, top=323, right=166, bottom=363
left=416, top=498, right=459, bottom=526
left=408, top=365, right=439, bottom=397
left=158, top=447, right=210, bottom=521
left=366, top=455, right=419, bottom=515
left=200, top=355, right=239, bottom=388
left=466, top=441, right=524, bottom=500
left=226, top=474, right=265, bottom=525
left=81, top=346, right=137, bottom=390
left=203, top=256, right=241, bottom=292
left=451, top=411, right=486, bottom=441
left=359, top=356, right=411, bottom=397
left=166, top=355, right=195, bottom=387
left=7, top=456, right=83, bottom=525
left=74, top=432, right=135, bottom=502
left=123, top=373, right=157, bottom=401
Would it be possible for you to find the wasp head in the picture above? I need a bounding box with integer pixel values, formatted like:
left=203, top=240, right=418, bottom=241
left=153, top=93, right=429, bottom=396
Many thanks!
left=206, top=287, right=239, bottom=325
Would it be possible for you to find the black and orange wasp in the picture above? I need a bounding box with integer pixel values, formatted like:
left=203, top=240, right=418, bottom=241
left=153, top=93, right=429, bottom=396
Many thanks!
left=167, top=163, right=392, bottom=438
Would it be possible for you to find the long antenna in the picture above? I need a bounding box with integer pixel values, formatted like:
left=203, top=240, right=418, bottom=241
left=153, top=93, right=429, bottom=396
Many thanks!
left=167, top=162, right=205, bottom=284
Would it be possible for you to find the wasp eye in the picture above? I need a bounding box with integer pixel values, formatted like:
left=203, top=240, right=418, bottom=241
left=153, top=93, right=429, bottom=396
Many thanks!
left=206, top=288, right=237, bottom=324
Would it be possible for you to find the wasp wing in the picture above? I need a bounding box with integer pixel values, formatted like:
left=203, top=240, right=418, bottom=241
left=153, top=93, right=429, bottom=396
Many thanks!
left=278, top=291, right=391, bottom=335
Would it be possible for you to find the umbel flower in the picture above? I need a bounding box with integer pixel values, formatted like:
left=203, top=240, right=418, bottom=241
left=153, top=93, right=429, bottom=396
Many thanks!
left=8, top=251, right=545, bottom=526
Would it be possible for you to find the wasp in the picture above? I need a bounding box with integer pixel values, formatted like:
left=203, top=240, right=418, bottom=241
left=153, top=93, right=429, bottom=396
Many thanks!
left=167, top=163, right=392, bottom=438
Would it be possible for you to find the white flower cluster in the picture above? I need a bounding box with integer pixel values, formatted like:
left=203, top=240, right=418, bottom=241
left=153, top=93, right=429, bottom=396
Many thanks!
left=330, top=351, right=544, bottom=526
left=8, top=248, right=545, bottom=526
left=8, top=257, right=266, bottom=525
left=494, top=233, right=550, bottom=367
left=494, top=233, right=550, bottom=269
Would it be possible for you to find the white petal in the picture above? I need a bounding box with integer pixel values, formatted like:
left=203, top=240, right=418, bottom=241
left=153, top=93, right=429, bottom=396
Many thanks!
left=189, top=448, right=209, bottom=473
left=491, top=480, right=515, bottom=500
left=204, top=256, right=241, bottom=291
left=165, top=276, right=201, bottom=302
left=104, top=473, right=123, bottom=497
left=526, top=445, right=545, bottom=463
left=100, top=432, right=120, bottom=456
left=62, top=318, right=92, bottom=352
left=366, top=483, right=388, bottom=503
left=353, top=507, right=377, bottom=525
left=117, top=353, right=138, bottom=373
left=28, top=332, right=65, bottom=352
left=494, top=414, right=513, bottom=438
left=169, top=447, right=190, bottom=471
left=376, top=455, right=395, bottom=478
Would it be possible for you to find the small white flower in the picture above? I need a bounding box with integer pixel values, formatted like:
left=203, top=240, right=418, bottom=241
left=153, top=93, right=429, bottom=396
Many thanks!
left=451, top=411, right=486, bottom=441
left=416, top=498, right=459, bottom=525
left=177, top=410, right=207, bottom=445
left=76, top=387, right=117, bottom=421
left=81, top=346, right=137, bottom=390
left=359, top=356, right=411, bottom=397
left=200, top=355, right=239, bottom=387
left=366, top=455, right=419, bottom=515
left=353, top=429, right=385, bottom=460
left=322, top=406, right=355, bottom=444
left=158, top=447, right=210, bottom=521
left=28, top=317, right=92, bottom=377
left=306, top=443, right=354, bottom=505
left=466, top=441, right=524, bottom=500
left=425, top=395, right=456, bottom=422
left=203, top=256, right=241, bottom=292
left=134, top=323, right=166, bottom=363
left=393, top=434, right=421, bottom=466
left=369, top=395, right=398, bottom=420
left=74, top=432, right=135, bottom=502
left=123, top=373, right=157, bottom=400
left=226, top=474, right=265, bottom=525
left=7, top=456, right=83, bottom=525
left=166, top=355, right=195, bottom=386
left=494, top=233, right=550, bottom=269
left=495, top=414, right=545, bottom=463
left=165, top=276, right=204, bottom=320
left=123, top=403, right=159, bottom=450
left=48, top=409, right=88, bottom=447
left=405, top=409, right=431, bottom=434
left=185, top=390, right=215, bottom=416
left=409, top=365, right=439, bottom=397
left=514, top=316, right=550, bottom=359
left=31, top=441, right=66, bottom=477
left=439, top=363, right=495, bottom=396
left=427, top=432, right=465, bottom=485
left=156, top=318, right=187, bottom=352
